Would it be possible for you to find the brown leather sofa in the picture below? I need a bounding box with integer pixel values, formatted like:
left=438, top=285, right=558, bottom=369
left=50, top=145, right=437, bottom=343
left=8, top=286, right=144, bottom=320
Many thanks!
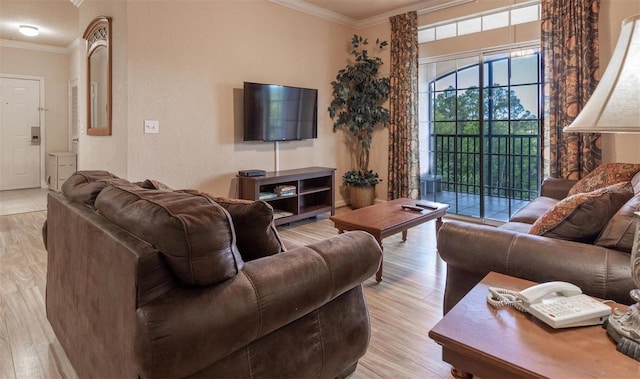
left=437, top=170, right=640, bottom=314
left=43, top=171, right=382, bottom=378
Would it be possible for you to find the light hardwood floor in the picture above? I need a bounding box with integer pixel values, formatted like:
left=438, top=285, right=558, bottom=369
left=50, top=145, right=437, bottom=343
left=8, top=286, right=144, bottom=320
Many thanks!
left=0, top=207, right=454, bottom=378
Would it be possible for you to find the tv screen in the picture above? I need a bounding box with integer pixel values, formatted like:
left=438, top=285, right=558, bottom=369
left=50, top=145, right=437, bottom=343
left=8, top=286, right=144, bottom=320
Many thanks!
left=243, top=82, right=318, bottom=141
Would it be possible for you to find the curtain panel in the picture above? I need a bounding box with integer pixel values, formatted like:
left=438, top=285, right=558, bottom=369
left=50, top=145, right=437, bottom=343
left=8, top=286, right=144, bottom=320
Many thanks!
left=388, top=11, right=420, bottom=200
left=541, top=0, right=601, bottom=179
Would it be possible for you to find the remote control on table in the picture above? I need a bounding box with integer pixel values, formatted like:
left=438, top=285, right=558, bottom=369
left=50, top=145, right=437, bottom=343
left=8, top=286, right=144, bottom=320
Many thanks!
left=401, top=205, right=423, bottom=212
left=415, top=202, right=438, bottom=210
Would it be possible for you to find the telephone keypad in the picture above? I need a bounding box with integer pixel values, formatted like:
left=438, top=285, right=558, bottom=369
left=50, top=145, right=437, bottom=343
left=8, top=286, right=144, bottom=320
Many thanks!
left=529, top=294, right=611, bottom=326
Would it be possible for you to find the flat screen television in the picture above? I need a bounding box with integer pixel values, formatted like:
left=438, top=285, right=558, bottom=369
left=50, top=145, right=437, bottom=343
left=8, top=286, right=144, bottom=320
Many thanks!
left=243, top=82, right=318, bottom=141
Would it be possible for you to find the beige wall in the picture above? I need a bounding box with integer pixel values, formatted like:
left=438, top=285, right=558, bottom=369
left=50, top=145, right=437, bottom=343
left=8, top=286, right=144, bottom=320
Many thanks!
left=0, top=46, right=70, bottom=184
left=124, top=0, right=351, bottom=195
left=77, top=0, right=353, bottom=200
left=600, top=0, right=640, bottom=164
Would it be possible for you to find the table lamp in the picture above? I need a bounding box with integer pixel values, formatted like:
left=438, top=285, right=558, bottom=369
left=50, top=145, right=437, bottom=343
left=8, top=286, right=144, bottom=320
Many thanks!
left=561, top=14, right=640, bottom=360
left=606, top=212, right=640, bottom=360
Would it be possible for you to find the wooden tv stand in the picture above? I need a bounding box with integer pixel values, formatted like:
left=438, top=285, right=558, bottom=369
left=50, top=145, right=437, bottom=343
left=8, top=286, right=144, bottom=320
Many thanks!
left=237, top=167, right=335, bottom=226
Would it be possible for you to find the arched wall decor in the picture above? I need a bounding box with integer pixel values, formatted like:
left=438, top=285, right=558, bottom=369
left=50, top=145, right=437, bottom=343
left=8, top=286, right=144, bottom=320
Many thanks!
left=83, top=16, right=112, bottom=136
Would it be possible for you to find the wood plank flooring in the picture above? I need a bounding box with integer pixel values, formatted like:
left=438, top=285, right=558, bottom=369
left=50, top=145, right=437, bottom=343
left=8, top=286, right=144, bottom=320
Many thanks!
left=1, top=209, right=454, bottom=378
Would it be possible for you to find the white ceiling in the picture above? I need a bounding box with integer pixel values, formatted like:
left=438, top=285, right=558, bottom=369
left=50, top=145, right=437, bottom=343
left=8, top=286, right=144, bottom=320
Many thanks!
left=301, top=0, right=429, bottom=20
left=0, top=0, right=459, bottom=49
left=0, top=0, right=78, bottom=48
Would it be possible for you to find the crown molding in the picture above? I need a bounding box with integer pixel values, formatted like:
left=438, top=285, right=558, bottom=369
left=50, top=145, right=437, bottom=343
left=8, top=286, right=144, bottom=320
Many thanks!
left=270, top=0, right=357, bottom=28
left=0, top=39, right=71, bottom=54
left=271, top=0, right=474, bottom=29
left=70, top=0, right=84, bottom=7
left=360, top=0, right=474, bottom=28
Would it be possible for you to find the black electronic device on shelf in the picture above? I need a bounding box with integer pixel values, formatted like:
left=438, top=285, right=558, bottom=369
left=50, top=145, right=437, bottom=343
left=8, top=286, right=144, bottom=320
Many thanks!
left=238, top=169, right=266, bottom=177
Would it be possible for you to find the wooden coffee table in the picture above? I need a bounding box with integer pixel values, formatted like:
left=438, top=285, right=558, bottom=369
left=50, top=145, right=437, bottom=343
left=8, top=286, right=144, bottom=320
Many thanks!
left=429, top=272, right=636, bottom=378
left=330, top=198, right=448, bottom=282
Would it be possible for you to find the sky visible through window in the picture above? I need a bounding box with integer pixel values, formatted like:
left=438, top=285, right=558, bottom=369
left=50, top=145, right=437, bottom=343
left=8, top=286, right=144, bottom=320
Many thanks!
left=431, top=51, right=540, bottom=120
left=419, top=2, right=540, bottom=43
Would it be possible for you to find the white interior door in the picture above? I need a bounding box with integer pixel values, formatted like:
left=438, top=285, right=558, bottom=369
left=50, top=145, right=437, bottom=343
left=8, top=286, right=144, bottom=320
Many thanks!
left=69, top=80, right=79, bottom=154
left=0, top=77, right=41, bottom=190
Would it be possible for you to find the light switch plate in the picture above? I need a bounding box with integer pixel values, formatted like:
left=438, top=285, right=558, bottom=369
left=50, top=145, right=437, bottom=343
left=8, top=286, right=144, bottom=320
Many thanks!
left=144, top=120, right=159, bottom=134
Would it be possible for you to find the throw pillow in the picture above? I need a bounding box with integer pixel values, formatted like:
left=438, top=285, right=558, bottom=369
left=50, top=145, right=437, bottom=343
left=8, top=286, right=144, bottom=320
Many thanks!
left=95, top=184, right=244, bottom=286
left=595, top=192, right=640, bottom=253
left=181, top=190, right=285, bottom=261
left=567, top=163, right=640, bottom=196
left=529, top=181, right=634, bottom=242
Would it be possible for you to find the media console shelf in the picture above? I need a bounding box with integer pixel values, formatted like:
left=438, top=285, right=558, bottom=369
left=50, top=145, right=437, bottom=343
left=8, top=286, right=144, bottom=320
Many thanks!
left=238, top=167, right=336, bottom=226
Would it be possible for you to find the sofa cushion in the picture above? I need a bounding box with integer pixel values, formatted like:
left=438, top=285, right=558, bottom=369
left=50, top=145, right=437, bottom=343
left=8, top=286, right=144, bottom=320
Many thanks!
left=95, top=183, right=244, bottom=286
left=61, top=170, right=120, bottom=206
left=567, top=163, right=640, bottom=196
left=510, top=196, right=559, bottom=224
left=181, top=190, right=286, bottom=261
left=529, top=181, right=634, bottom=242
left=139, top=179, right=174, bottom=191
left=595, top=192, right=640, bottom=253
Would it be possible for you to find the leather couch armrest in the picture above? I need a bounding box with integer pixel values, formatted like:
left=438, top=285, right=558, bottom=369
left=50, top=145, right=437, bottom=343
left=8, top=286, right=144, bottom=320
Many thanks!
left=539, top=177, right=578, bottom=199
left=437, top=221, right=634, bottom=312
left=135, top=231, right=381, bottom=378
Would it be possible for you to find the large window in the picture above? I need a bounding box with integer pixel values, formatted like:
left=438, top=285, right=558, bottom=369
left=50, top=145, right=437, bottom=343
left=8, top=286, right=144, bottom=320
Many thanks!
left=419, top=46, right=541, bottom=221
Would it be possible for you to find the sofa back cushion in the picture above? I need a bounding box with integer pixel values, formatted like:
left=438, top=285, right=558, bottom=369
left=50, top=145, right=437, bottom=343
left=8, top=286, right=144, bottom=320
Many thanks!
left=95, top=183, right=244, bottom=286
left=529, top=182, right=634, bottom=243
left=595, top=192, right=640, bottom=253
left=61, top=170, right=120, bottom=206
left=510, top=196, right=559, bottom=224
left=567, top=163, right=640, bottom=196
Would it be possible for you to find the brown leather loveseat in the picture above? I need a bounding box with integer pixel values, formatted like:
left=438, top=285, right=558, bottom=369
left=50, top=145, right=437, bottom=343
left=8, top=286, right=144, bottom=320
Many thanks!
left=437, top=163, right=640, bottom=313
left=43, top=171, right=382, bottom=378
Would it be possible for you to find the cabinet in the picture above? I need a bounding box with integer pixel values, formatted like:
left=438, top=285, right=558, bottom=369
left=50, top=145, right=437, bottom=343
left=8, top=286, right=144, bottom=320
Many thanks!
left=238, top=167, right=335, bottom=226
left=47, top=152, right=77, bottom=191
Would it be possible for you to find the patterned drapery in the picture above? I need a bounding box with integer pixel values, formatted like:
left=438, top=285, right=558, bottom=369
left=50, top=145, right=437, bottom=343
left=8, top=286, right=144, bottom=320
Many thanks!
left=541, top=0, right=601, bottom=179
left=388, top=11, right=420, bottom=200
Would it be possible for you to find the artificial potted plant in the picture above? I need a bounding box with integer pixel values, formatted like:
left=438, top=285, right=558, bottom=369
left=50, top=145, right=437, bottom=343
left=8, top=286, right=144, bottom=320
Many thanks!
left=328, top=35, right=391, bottom=209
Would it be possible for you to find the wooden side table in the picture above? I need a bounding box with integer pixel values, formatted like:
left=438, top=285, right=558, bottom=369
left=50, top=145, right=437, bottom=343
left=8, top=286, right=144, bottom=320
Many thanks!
left=429, top=272, right=637, bottom=378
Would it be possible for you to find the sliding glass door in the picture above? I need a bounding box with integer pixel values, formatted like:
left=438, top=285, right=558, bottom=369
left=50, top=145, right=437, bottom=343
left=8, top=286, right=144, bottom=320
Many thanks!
left=418, top=46, right=541, bottom=222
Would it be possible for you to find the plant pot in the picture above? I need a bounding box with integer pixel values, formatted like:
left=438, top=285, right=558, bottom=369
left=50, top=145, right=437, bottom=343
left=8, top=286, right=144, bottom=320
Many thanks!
left=349, top=185, right=375, bottom=209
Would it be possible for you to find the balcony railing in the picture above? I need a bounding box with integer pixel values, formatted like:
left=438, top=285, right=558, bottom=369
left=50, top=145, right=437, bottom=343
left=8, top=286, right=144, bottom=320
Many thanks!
left=422, top=133, right=540, bottom=220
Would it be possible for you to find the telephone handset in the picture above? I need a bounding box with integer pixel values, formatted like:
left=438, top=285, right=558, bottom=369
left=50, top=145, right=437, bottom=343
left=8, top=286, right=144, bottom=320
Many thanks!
left=518, top=281, right=582, bottom=304
left=487, top=281, right=612, bottom=329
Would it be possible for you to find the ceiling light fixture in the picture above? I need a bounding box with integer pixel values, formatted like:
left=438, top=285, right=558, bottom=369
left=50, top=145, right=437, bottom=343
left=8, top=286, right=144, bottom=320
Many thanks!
left=18, top=25, right=39, bottom=37
left=563, top=14, right=640, bottom=134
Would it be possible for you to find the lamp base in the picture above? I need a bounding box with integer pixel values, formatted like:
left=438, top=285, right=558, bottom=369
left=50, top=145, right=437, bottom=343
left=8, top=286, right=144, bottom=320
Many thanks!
left=606, top=289, right=640, bottom=361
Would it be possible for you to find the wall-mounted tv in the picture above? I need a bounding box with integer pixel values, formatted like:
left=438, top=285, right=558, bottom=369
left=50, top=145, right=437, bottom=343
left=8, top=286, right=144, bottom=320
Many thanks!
left=243, top=82, right=318, bottom=141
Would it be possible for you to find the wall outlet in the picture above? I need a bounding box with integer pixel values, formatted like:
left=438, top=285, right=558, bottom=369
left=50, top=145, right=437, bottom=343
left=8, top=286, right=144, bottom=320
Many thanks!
left=144, top=120, right=159, bottom=134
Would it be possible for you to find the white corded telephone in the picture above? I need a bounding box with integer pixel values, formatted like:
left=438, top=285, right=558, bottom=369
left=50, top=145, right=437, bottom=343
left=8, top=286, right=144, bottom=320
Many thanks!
left=487, top=281, right=612, bottom=328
